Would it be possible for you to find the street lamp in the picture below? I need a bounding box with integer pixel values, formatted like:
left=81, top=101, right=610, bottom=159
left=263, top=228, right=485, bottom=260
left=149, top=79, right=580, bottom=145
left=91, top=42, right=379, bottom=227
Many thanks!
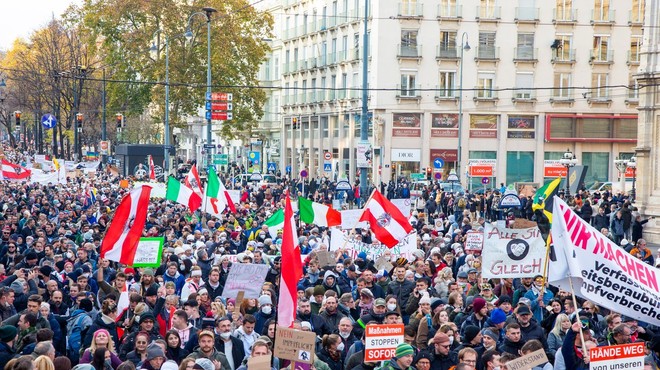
left=628, top=156, right=637, bottom=202
left=186, top=6, right=217, bottom=173
left=614, top=156, right=628, bottom=197
left=559, top=148, right=578, bottom=197
left=457, top=32, right=471, bottom=182
left=150, top=30, right=186, bottom=176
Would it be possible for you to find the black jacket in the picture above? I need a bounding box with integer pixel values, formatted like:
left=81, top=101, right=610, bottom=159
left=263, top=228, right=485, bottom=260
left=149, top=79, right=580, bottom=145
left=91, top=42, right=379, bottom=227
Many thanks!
left=216, top=335, right=246, bottom=369
left=0, top=342, right=15, bottom=369
left=83, top=313, right=120, bottom=350
left=297, top=311, right=331, bottom=337
left=424, top=348, right=455, bottom=370
left=387, top=279, right=415, bottom=308
left=499, top=338, right=524, bottom=356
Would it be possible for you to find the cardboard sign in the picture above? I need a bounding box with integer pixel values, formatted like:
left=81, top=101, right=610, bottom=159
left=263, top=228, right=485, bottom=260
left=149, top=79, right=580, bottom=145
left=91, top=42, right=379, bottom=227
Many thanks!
left=132, top=237, right=164, bottom=267
left=364, top=324, right=405, bottom=362
left=316, top=250, right=336, bottom=268
left=274, top=327, right=316, bottom=364
left=247, top=355, right=272, bottom=370
left=221, top=263, right=269, bottom=299
left=481, top=225, right=546, bottom=279
left=464, top=231, right=484, bottom=252
left=234, top=291, right=245, bottom=313
left=505, top=349, right=548, bottom=370
left=590, top=343, right=645, bottom=370
left=330, top=228, right=418, bottom=261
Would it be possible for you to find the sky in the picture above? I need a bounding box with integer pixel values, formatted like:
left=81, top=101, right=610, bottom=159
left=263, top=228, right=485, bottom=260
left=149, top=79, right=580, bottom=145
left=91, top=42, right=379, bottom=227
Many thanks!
left=0, top=0, right=82, bottom=51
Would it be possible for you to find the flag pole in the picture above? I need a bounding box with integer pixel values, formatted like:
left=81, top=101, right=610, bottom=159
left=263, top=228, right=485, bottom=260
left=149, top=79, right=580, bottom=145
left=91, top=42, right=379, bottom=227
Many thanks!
left=567, top=275, right=587, bottom=352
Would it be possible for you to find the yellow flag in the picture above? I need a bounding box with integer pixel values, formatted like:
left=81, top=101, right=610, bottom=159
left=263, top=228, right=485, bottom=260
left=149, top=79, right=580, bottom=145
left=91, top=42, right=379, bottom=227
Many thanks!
left=52, top=156, right=60, bottom=171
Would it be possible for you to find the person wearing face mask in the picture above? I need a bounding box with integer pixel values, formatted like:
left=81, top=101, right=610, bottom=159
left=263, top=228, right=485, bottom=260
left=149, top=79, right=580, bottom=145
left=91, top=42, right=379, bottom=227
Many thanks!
left=215, top=317, right=245, bottom=370
left=335, top=317, right=357, bottom=357
left=523, top=275, right=554, bottom=323
left=253, top=295, right=276, bottom=334
left=317, top=334, right=345, bottom=370
left=322, top=271, right=342, bottom=296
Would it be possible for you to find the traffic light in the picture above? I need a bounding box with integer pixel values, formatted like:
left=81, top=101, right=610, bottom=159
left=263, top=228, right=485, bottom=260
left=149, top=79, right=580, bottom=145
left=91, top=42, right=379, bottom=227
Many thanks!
left=292, top=117, right=298, bottom=130
left=14, top=111, right=21, bottom=128
left=426, top=167, right=432, bottom=180
left=116, top=113, right=124, bottom=132
left=76, top=113, right=83, bottom=128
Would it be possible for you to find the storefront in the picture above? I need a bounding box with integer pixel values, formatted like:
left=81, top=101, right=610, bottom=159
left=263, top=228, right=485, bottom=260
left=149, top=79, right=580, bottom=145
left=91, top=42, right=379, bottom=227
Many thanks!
left=391, top=148, right=421, bottom=179
left=429, top=149, right=458, bottom=181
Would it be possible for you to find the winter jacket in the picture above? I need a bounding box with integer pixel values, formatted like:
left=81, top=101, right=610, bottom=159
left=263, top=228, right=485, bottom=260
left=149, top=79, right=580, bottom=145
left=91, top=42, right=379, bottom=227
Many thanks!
left=83, top=313, right=119, bottom=350
left=547, top=330, right=566, bottom=358
left=499, top=338, right=524, bottom=356
left=387, top=279, right=415, bottom=308
left=187, top=348, right=232, bottom=370
left=162, top=271, right=186, bottom=295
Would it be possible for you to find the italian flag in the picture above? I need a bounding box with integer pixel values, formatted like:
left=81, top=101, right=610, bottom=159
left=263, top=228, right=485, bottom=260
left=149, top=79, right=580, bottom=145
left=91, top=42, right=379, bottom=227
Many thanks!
left=299, top=197, right=341, bottom=227
left=203, top=167, right=227, bottom=217
left=264, top=209, right=284, bottom=238
left=278, top=191, right=302, bottom=328
left=166, top=176, right=202, bottom=212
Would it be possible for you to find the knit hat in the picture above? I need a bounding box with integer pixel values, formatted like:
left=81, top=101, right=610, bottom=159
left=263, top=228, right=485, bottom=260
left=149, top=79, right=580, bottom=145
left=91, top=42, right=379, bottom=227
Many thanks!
left=496, top=295, right=512, bottom=306
left=145, top=285, right=159, bottom=297
left=93, top=329, right=111, bottom=342
left=433, top=332, right=450, bottom=345
left=472, top=297, right=487, bottom=313
left=146, top=342, right=166, bottom=360
left=139, top=312, right=156, bottom=324
left=395, top=343, right=414, bottom=358
left=191, top=268, right=202, bottom=277
left=10, top=280, right=23, bottom=294
left=258, top=295, right=272, bottom=306
left=482, top=328, right=498, bottom=342
left=463, top=325, right=481, bottom=343
left=0, top=325, right=17, bottom=342
left=194, top=359, right=215, bottom=370
left=161, top=361, right=179, bottom=370
left=141, top=268, right=154, bottom=276
left=313, top=285, right=325, bottom=296
left=490, top=308, right=507, bottom=325
left=39, top=265, right=53, bottom=276
left=419, top=294, right=432, bottom=305
left=79, top=298, right=94, bottom=313
left=431, top=298, right=446, bottom=312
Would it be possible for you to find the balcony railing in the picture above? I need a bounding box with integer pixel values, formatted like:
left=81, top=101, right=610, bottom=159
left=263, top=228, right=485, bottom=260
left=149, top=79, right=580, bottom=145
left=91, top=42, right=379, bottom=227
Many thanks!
left=475, top=46, right=499, bottom=61
left=474, top=87, right=498, bottom=100
left=396, top=84, right=421, bottom=98
left=398, top=2, right=424, bottom=17
left=475, top=6, right=501, bottom=20
left=629, top=10, right=644, bottom=25
left=398, top=44, right=422, bottom=58
left=515, top=7, right=539, bottom=22
left=553, top=8, right=577, bottom=23
left=590, top=49, right=614, bottom=64
left=551, top=90, right=574, bottom=101
left=436, top=45, right=459, bottom=59
left=437, top=4, right=462, bottom=19
left=512, top=89, right=535, bottom=101
left=588, top=89, right=611, bottom=102
left=551, top=49, right=576, bottom=63
left=327, top=52, right=337, bottom=65
left=627, top=50, right=641, bottom=65
left=591, top=9, right=615, bottom=24
left=514, top=47, right=537, bottom=61
left=435, top=85, right=457, bottom=99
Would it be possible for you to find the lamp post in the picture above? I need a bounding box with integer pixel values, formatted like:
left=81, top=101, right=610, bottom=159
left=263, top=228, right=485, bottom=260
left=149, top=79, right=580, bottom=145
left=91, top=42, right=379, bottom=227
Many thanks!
left=559, top=148, right=578, bottom=197
left=150, top=30, right=186, bottom=176
left=457, top=32, right=471, bottom=181
left=614, top=156, right=628, bottom=197
left=628, top=156, right=637, bottom=202
left=186, top=6, right=217, bottom=174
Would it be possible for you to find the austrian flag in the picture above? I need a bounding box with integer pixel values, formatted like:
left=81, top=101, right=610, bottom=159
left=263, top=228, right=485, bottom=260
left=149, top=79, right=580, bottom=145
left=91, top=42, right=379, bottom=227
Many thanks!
left=1, top=160, right=30, bottom=180
left=359, top=189, right=413, bottom=248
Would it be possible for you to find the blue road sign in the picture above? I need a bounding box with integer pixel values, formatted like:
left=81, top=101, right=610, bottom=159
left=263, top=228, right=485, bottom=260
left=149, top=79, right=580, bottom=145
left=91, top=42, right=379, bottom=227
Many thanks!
left=41, top=114, right=57, bottom=130
left=433, top=158, right=444, bottom=169
left=286, top=165, right=292, bottom=173
left=205, top=111, right=211, bottom=120
left=267, top=162, right=277, bottom=172
left=324, top=163, right=332, bottom=172
left=205, top=92, right=212, bottom=101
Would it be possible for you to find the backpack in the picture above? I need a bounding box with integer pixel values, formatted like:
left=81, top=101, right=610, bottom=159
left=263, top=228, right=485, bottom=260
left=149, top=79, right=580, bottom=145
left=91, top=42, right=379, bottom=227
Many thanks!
left=457, top=197, right=466, bottom=209
left=67, top=313, right=90, bottom=364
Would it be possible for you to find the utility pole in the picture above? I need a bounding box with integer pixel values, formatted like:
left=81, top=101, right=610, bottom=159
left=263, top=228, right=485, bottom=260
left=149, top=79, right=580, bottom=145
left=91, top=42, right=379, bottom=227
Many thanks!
left=102, top=68, right=107, bottom=164
left=359, top=0, right=369, bottom=201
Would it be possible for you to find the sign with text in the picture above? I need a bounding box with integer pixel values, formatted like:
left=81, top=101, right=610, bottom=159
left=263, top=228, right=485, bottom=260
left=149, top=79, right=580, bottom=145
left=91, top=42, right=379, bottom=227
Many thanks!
left=482, top=224, right=546, bottom=279
left=431, top=113, right=459, bottom=137
left=393, top=113, right=421, bottom=137
left=274, top=327, right=317, bottom=364
left=589, top=343, right=645, bottom=370
left=132, top=237, right=164, bottom=267
left=543, top=160, right=567, bottom=177
left=391, top=149, right=421, bottom=162
left=506, top=349, right=548, bottom=370
left=330, top=228, right=417, bottom=261
left=470, top=114, right=498, bottom=138
left=221, top=263, right=269, bottom=299
left=357, top=141, right=372, bottom=168
left=464, top=231, right=484, bottom=252
left=430, top=149, right=458, bottom=162
left=469, top=165, right=494, bottom=177
left=364, top=324, right=405, bottom=362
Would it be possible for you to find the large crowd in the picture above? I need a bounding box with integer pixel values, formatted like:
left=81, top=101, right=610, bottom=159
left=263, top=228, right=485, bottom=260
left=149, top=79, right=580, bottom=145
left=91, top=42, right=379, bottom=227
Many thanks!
left=0, top=150, right=658, bottom=370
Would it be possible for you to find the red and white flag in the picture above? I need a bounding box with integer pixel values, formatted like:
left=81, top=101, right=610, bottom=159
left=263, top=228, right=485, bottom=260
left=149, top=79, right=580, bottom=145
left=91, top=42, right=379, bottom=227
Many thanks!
left=185, top=164, right=203, bottom=198
left=278, top=191, right=302, bottom=328
left=100, top=185, right=152, bottom=264
left=148, top=155, right=156, bottom=181
left=359, top=189, right=413, bottom=248
left=1, top=160, right=31, bottom=180
left=218, top=179, right=237, bottom=213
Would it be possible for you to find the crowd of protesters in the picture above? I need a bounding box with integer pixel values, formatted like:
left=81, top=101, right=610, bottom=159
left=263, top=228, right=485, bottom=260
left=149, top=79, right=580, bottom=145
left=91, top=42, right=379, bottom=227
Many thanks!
left=0, top=148, right=658, bottom=370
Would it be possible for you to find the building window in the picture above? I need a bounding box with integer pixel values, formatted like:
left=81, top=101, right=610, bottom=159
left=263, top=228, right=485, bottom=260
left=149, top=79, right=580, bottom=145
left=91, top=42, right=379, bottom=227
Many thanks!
left=631, top=0, right=645, bottom=23
left=342, top=35, right=348, bottom=61
left=516, top=33, right=535, bottom=60
left=439, top=31, right=457, bottom=58
left=514, top=73, right=534, bottom=99
left=506, top=151, right=535, bottom=184
left=628, top=74, right=639, bottom=100
left=400, top=30, right=419, bottom=57
left=322, top=117, right=329, bottom=138
left=476, top=72, right=495, bottom=98
left=439, top=0, right=459, bottom=17
left=582, top=152, right=610, bottom=186
left=400, top=0, right=419, bottom=16
left=479, top=0, right=497, bottom=18
left=554, top=34, right=573, bottom=61
left=556, top=0, right=573, bottom=20
left=553, top=73, right=572, bottom=98
left=629, top=36, right=642, bottom=64
left=400, top=73, right=417, bottom=97
left=438, top=71, right=456, bottom=97
left=592, top=35, right=610, bottom=62
left=594, top=0, right=611, bottom=21
left=478, top=32, right=496, bottom=59
left=591, top=73, right=609, bottom=99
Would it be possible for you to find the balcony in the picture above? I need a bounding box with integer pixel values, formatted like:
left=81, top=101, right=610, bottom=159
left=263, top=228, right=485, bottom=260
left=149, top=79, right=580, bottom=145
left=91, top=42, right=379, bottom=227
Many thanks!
left=550, top=90, right=575, bottom=104
left=591, top=9, right=615, bottom=25
left=308, top=57, right=318, bottom=69
left=627, top=50, right=640, bottom=66
left=348, top=89, right=362, bottom=100
left=588, top=90, right=612, bottom=105
left=513, top=47, right=538, bottom=63
left=318, top=54, right=327, bottom=67
left=629, top=10, right=644, bottom=26
left=436, top=45, right=459, bottom=60
left=307, top=91, right=317, bottom=103
left=626, top=88, right=639, bottom=105
left=474, top=46, right=499, bottom=62
left=551, top=49, right=576, bottom=64
left=589, top=49, right=614, bottom=65
left=318, top=18, right=327, bottom=32
left=396, top=84, right=422, bottom=100
left=290, top=60, right=299, bottom=72
left=436, top=4, right=462, bottom=20
left=398, top=2, right=424, bottom=18
left=327, top=52, right=338, bottom=66
left=553, top=8, right=577, bottom=24
left=512, top=89, right=536, bottom=102
left=397, top=44, right=423, bottom=60
left=434, top=85, right=457, bottom=100
left=475, top=6, right=501, bottom=22
left=473, top=88, right=498, bottom=102
left=515, top=7, right=539, bottom=24
left=337, top=11, right=349, bottom=26
left=327, top=89, right=336, bottom=101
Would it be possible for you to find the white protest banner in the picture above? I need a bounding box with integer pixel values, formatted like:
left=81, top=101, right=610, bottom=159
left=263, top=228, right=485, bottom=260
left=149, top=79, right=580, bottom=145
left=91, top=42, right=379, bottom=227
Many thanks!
left=506, top=349, right=549, bottom=370
left=550, top=197, right=660, bottom=326
left=330, top=228, right=417, bottom=261
left=133, top=237, right=164, bottom=267
left=464, top=231, right=484, bottom=252
left=589, top=343, right=645, bottom=370
left=221, top=263, right=269, bottom=299
left=391, top=199, right=412, bottom=218
left=135, top=182, right=166, bottom=198
left=227, top=189, right=240, bottom=205
left=481, top=224, right=545, bottom=279
left=364, top=324, right=404, bottom=362
left=340, top=209, right=368, bottom=229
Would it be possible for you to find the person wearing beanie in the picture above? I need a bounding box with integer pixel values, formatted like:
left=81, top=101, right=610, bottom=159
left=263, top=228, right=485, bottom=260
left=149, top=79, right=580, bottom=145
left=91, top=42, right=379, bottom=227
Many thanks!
left=485, top=308, right=507, bottom=334
left=379, top=343, right=415, bottom=370
left=144, top=342, right=166, bottom=369
left=459, top=297, right=488, bottom=337
left=449, top=325, right=484, bottom=364
left=480, top=328, right=499, bottom=352
left=0, top=325, right=17, bottom=365
left=310, top=284, right=326, bottom=315
left=254, top=295, right=275, bottom=334
left=118, top=312, right=164, bottom=359
left=181, top=266, right=204, bottom=302
left=420, top=332, right=456, bottom=370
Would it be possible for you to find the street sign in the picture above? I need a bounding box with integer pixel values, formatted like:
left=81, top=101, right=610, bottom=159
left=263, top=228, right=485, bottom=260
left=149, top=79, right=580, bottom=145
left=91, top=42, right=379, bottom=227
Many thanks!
left=286, top=165, right=292, bottom=173
left=203, top=144, right=215, bottom=149
left=482, top=177, right=490, bottom=185
left=211, top=112, right=233, bottom=120
left=300, top=170, right=308, bottom=178
left=213, top=154, right=229, bottom=165
left=433, top=158, right=444, bottom=169
left=324, top=163, right=332, bottom=172
left=211, top=102, right=233, bottom=111
left=267, top=162, right=277, bottom=172
left=211, top=92, right=233, bottom=101
left=434, top=172, right=441, bottom=179
left=324, top=152, right=332, bottom=161
left=411, top=173, right=425, bottom=180
left=99, top=141, right=110, bottom=155
left=41, top=114, right=57, bottom=129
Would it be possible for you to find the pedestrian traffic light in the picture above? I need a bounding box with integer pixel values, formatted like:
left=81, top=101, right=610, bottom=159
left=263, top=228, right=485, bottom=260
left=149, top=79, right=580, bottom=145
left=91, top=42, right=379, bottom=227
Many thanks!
left=116, top=113, right=123, bottom=132
left=76, top=113, right=83, bottom=127
left=14, top=111, right=21, bottom=128
left=426, top=167, right=432, bottom=180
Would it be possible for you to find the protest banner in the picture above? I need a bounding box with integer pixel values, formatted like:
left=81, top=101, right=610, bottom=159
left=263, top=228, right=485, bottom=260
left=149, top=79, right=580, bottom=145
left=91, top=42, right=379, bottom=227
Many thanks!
left=340, top=209, right=368, bottom=229
left=330, top=228, right=417, bottom=261
left=274, top=326, right=316, bottom=364
left=316, top=250, right=336, bottom=268
left=364, top=324, right=405, bottom=362
left=132, top=237, right=164, bottom=267
left=550, top=197, right=660, bottom=326
left=589, top=343, right=645, bottom=370
left=391, top=198, right=412, bottom=217
left=135, top=182, right=166, bottom=198
left=464, top=231, right=484, bottom=252
left=505, top=349, right=548, bottom=370
left=221, top=263, right=269, bottom=299
left=481, top=224, right=546, bottom=279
